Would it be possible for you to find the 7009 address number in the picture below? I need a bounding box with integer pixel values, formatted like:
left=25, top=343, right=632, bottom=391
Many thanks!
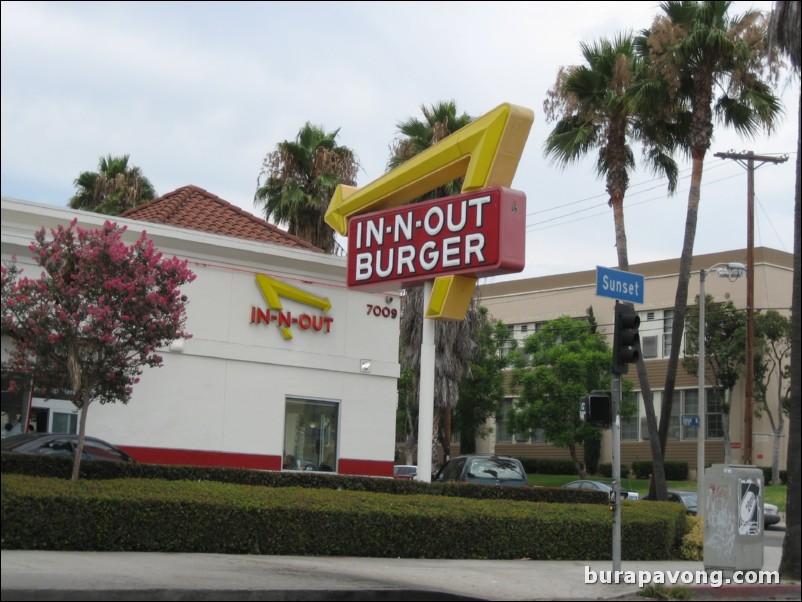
left=366, top=304, right=398, bottom=319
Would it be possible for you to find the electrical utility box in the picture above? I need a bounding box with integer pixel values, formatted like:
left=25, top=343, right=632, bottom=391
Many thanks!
left=703, top=464, right=764, bottom=573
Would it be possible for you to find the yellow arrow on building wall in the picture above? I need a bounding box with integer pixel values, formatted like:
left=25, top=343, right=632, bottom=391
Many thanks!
left=255, top=273, right=331, bottom=339
left=325, top=103, right=533, bottom=319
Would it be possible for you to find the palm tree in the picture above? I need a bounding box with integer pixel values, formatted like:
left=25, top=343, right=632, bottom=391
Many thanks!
left=390, top=101, right=478, bottom=464
left=544, top=33, right=680, bottom=270
left=68, top=154, right=156, bottom=216
left=638, top=0, right=783, bottom=462
left=255, top=123, right=359, bottom=253
left=544, top=33, right=681, bottom=499
left=768, top=0, right=800, bottom=583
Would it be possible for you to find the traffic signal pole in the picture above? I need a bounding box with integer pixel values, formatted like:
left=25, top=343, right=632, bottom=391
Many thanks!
left=611, top=300, right=640, bottom=572
left=612, top=370, right=622, bottom=572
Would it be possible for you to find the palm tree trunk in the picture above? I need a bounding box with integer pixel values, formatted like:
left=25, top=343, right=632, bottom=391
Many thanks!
left=611, top=195, right=629, bottom=270
left=659, top=151, right=704, bottom=458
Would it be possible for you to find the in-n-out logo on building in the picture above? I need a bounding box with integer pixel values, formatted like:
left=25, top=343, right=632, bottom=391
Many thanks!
left=249, top=274, right=332, bottom=340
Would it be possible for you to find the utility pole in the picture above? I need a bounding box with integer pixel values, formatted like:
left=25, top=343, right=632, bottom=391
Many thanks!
left=713, top=151, right=788, bottom=465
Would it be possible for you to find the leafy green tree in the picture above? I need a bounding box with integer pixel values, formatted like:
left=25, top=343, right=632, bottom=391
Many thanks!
left=768, top=0, right=800, bottom=581
left=638, top=1, right=783, bottom=461
left=683, top=295, right=746, bottom=464
left=753, top=310, right=792, bottom=486
left=68, top=154, right=156, bottom=215
left=391, top=101, right=478, bottom=465
left=255, top=123, right=359, bottom=254
left=509, top=315, right=612, bottom=478
left=453, top=310, right=512, bottom=455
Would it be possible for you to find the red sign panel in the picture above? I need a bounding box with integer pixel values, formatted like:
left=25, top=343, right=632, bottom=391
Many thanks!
left=347, top=187, right=525, bottom=290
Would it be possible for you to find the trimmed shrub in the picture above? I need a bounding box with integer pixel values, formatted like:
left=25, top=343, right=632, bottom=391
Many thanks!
left=1, top=474, right=688, bottom=560
left=680, top=515, right=703, bottom=561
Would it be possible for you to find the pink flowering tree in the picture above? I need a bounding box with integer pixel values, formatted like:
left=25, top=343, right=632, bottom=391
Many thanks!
left=1, top=219, right=195, bottom=480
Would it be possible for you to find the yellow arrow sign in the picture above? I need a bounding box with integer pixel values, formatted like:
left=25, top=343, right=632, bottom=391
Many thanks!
left=325, top=103, right=533, bottom=319
left=255, top=274, right=331, bottom=339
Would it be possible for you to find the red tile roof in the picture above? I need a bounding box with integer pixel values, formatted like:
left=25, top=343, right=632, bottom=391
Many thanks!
left=121, top=185, right=322, bottom=252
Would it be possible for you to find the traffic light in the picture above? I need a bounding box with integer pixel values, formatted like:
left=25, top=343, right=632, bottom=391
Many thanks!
left=613, top=303, right=640, bottom=374
left=581, top=393, right=612, bottom=427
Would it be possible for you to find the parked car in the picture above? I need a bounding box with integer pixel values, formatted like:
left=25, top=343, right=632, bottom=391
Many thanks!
left=562, top=479, right=640, bottom=500
left=763, top=502, right=781, bottom=528
left=433, top=454, right=528, bottom=486
left=645, top=489, right=779, bottom=527
left=1, top=433, right=136, bottom=463
left=393, top=464, right=417, bottom=480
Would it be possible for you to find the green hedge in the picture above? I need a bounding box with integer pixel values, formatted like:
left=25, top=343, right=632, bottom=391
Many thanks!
left=631, top=461, right=689, bottom=481
left=516, top=458, right=577, bottom=475
left=0, top=452, right=606, bottom=506
left=1, top=474, right=688, bottom=560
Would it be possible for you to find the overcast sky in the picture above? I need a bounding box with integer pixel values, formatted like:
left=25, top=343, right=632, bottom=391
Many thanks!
left=2, top=1, right=798, bottom=280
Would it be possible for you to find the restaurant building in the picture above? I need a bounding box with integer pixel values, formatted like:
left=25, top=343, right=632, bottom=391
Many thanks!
left=1, top=187, right=401, bottom=476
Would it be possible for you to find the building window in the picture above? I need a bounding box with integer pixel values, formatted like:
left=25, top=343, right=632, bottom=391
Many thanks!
left=682, top=389, right=700, bottom=441
left=496, top=398, right=515, bottom=443
left=52, top=412, right=78, bottom=434
left=284, top=398, right=338, bottom=471
left=621, top=398, right=638, bottom=441
left=663, top=310, right=673, bottom=358
left=641, top=335, right=659, bottom=359
left=707, top=389, right=724, bottom=439
left=669, top=392, right=681, bottom=440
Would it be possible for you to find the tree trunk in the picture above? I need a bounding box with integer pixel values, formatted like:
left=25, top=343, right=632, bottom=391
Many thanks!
left=779, top=89, right=801, bottom=580
left=71, top=397, right=91, bottom=482
left=637, top=356, right=667, bottom=499
left=659, top=151, right=705, bottom=458
left=569, top=444, right=586, bottom=480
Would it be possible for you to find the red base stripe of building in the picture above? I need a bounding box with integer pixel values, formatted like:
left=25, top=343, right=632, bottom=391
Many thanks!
left=119, top=445, right=394, bottom=477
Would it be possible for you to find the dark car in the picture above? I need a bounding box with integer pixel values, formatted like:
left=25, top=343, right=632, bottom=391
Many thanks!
left=642, top=489, right=698, bottom=515
left=645, top=489, right=779, bottom=527
left=1, top=433, right=136, bottom=463
left=393, top=465, right=417, bottom=480
left=433, top=454, right=528, bottom=486
left=562, top=479, right=640, bottom=500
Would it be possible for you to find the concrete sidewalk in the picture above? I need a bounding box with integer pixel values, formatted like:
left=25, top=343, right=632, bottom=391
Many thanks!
left=1, top=544, right=799, bottom=601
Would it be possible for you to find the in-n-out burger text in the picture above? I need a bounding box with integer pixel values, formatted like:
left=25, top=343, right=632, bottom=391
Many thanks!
left=347, top=187, right=525, bottom=290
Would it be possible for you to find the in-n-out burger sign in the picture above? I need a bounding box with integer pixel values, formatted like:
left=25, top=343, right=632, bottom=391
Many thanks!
left=347, top=187, right=525, bottom=289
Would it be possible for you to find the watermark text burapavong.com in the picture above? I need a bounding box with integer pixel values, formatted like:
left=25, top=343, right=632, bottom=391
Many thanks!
left=585, top=567, right=780, bottom=588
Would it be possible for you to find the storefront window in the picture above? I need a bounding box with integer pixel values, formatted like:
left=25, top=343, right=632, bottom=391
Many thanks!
left=283, top=398, right=338, bottom=472
left=52, top=412, right=78, bottom=434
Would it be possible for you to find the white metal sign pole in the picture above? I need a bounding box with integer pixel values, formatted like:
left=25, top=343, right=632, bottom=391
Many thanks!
left=416, top=280, right=435, bottom=482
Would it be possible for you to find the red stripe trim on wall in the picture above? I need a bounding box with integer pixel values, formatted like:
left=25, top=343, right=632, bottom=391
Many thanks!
left=338, top=458, right=393, bottom=477
left=118, top=445, right=394, bottom=478
left=118, top=446, right=281, bottom=471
